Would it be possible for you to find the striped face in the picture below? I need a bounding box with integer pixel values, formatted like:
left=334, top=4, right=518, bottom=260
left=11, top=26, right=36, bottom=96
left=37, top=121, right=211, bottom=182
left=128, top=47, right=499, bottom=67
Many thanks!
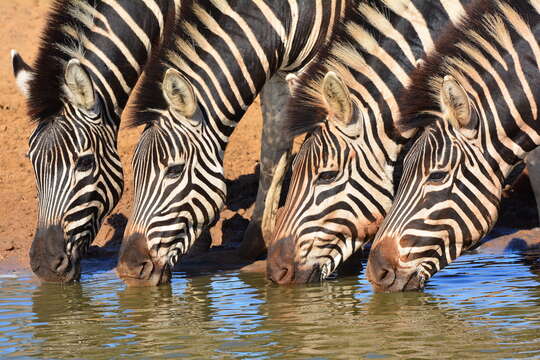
left=268, top=116, right=394, bottom=284
left=367, top=118, right=500, bottom=291
left=28, top=103, right=123, bottom=283
left=118, top=108, right=226, bottom=286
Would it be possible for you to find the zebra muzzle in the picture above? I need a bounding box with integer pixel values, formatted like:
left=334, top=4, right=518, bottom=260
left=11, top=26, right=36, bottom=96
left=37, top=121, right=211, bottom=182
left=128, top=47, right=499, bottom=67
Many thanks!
left=117, top=232, right=172, bottom=286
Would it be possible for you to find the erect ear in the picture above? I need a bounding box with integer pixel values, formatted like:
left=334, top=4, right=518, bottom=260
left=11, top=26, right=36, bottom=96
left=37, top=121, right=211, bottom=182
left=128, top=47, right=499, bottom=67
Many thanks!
left=322, top=71, right=362, bottom=137
left=11, top=49, right=34, bottom=98
left=440, top=75, right=477, bottom=138
left=162, top=68, right=197, bottom=118
left=64, top=59, right=96, bottom=111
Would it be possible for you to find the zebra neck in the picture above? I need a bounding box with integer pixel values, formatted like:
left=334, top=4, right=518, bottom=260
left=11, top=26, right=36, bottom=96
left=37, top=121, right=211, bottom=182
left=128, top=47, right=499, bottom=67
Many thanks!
left=81, top=0, right=176, bottom=120
left=280, top=0, right=349, bottom=72
left=150, top=1, right=348, bottom=139
left=29, top=0, right=176, bottom=125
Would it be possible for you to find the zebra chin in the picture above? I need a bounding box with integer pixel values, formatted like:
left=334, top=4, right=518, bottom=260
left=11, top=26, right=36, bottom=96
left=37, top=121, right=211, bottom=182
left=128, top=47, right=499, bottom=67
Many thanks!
left=266, top=236, right=324, bottom=284
left=117, top=232, right=171, bottom=287
left=29, top=225, right=81, bottom=283
left=366, top=239, right=427, bottom=292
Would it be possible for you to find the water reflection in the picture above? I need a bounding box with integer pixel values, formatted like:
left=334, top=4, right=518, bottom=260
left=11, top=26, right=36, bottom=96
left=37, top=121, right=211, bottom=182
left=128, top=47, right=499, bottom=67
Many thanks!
left=0, top=252, right=539, bottom=358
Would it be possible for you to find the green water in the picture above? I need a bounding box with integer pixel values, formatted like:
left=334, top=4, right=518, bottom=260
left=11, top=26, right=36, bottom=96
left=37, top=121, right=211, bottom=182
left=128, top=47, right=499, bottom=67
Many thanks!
left=0, top=251, right=539, bottom=359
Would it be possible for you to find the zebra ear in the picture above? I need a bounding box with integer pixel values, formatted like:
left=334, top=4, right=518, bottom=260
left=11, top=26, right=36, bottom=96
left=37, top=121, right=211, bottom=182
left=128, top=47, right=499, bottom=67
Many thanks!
left=323, top=71, right=352, bottom=125
left=163, top=68, right=197, bottom=118
left=440, top=75, right=477, bottom=138
left=323, top=71, right=361, bottom=137
left=64, top=59, right=96, bottom=111
left=11, top=50, right=34, bottom=98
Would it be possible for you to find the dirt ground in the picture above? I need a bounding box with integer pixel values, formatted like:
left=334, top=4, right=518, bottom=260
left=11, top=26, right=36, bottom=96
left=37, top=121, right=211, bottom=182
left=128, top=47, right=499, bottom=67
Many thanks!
left=0, top=0, right=270, bottom=269
left=1, top=1, right=539, bottom=273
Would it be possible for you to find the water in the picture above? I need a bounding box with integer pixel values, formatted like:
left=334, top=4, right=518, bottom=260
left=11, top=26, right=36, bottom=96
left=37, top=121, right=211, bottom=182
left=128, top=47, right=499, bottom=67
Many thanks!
left=0, top=251, right=539, bottom=359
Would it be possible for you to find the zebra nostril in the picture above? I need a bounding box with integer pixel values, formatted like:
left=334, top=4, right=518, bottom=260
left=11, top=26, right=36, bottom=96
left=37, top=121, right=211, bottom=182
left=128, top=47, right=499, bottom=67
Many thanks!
left=52, top=253, right=70, bottom=274
left=138, top=260, right=154, bottom=280
left=276, top=267, right=289, bottom=282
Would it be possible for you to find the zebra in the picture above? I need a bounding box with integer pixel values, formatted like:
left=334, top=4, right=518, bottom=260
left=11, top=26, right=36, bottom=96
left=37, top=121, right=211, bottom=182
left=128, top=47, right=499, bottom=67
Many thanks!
left=266, top=0, right=473, bottom=284
left=366, top=0, right=540, bottom=292
left=11, top=0, right=179, bottom=282
left=116, top=0, right=351, bottom=286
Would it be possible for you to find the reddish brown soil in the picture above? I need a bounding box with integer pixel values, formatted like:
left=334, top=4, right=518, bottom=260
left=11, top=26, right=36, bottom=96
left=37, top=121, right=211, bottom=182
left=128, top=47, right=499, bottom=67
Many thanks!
left=0, top=0, right=265, bottom=270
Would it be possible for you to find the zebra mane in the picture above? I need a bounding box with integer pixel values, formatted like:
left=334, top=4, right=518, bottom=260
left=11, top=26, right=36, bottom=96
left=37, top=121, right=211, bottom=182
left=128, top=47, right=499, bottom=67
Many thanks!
left=27, top=0, right=97, bottom=122
left=285, top=5, right=358, bottom=137
left=285, top=0, right=405, bottom=138
left=129, top=0, right=211, bottom=128
left=398, top=0, right=535, bottom=131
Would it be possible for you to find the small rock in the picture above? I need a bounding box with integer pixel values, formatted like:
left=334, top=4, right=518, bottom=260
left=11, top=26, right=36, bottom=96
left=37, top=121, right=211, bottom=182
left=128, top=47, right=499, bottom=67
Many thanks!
left=3, top=243, right=15, bottom=251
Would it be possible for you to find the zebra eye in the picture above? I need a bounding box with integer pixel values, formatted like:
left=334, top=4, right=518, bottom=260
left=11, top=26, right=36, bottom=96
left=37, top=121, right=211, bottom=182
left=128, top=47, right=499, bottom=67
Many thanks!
left=166, top=164, right=185, bottom=178
left=427, top=171, right=447, bottom=183
left=317, top=170, right=339, bottom=184
left=76, top=154, right=95, bottom=172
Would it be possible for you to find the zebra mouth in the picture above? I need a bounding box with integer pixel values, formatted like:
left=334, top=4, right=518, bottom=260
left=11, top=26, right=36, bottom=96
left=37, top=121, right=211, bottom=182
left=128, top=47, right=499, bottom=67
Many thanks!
left=306, top=264, right=322, bottom=282
left=66, top=230, right=92, bottom=257
left=401, top=267, right=428, bottom=291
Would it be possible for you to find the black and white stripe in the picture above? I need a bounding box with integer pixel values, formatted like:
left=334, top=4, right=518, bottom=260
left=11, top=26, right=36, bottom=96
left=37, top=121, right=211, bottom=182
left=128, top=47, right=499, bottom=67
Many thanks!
left=117, top=0, right=350, bottom=285
left=367, top=0, right=540, bottom=292
left=12, top=0, right=178, bottom=282
left=266, top=0, right=472, bottom=284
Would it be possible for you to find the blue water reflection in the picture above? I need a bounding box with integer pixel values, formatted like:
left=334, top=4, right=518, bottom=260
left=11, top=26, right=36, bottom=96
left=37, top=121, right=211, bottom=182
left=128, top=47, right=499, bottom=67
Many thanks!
left=0, top=250, right=538, bottom=359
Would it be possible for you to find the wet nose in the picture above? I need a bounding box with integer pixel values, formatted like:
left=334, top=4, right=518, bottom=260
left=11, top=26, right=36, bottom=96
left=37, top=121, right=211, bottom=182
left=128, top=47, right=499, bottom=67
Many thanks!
left=117, top=233, right=171, bottom=286
left=267, top=237, right=295, bottom=284
left=30, top=226, right=79, bottom=283
left=366, top=238, right=400, bottom=291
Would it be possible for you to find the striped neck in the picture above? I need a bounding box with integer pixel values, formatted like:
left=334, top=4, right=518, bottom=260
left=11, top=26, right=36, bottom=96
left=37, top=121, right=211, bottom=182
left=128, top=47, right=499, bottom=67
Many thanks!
left=28, top=0, right=176, bottom=127
left=131, top=0, right=348, bottom=146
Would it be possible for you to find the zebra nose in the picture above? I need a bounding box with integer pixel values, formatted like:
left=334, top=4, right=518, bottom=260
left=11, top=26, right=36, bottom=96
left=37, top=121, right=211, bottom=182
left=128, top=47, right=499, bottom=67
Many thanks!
left=366, top=239, right=399, bottom=291
left=267, top=237, right=295, bottom=284
left=30, top=225, right=79, bottom=283
left=117, top=232, right=171, bottom=286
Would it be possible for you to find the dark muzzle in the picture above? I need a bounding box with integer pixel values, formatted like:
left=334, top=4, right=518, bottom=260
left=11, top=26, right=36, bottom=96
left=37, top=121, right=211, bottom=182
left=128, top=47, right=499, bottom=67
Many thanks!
left=29, top=226, right=80, bottom=283
left=117, top=233, right=171, bottom=286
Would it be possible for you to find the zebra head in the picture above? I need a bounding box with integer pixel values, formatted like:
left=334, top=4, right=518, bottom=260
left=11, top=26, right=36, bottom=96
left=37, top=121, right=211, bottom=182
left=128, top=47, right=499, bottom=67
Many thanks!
left=367, top=75, right=500, bottom=292
left=12, top=52, right=123, bottom=282
left=267, top=72, right=394, bottom=284
left=117, top=68, right=226, bottom=286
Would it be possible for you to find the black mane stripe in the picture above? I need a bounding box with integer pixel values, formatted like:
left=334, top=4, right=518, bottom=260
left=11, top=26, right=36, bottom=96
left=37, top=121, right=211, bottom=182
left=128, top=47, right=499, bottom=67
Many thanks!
left=27, top=0, right=84, bottom=122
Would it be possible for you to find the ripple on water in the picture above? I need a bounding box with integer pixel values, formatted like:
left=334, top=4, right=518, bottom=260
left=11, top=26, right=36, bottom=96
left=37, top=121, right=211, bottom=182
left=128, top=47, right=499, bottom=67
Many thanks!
left=0, top=252, right=538, bottom=358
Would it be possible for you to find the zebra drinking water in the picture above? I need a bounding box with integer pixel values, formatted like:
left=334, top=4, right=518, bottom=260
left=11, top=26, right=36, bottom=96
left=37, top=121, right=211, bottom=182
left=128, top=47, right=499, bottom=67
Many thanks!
left=11, top=0, right=179, bottom=282
left=117, top=0, right=350, bottom=286
left=367, top=0, right=539, bottom=292
left=266, top=0, right=472, bottom=284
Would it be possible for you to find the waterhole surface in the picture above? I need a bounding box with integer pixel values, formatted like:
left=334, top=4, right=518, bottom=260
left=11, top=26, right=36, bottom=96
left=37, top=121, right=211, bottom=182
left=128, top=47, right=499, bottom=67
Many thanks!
left=0, top=251, right=539, bottom=359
